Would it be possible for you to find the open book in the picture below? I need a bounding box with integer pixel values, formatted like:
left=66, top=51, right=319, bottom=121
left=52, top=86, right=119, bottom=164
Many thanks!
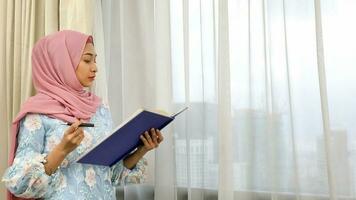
left=76, top=107, right=188, bottom=167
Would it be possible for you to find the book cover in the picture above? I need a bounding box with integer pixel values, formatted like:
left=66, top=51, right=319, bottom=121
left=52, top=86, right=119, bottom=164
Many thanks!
left=76, top=107, right=188, bottom=167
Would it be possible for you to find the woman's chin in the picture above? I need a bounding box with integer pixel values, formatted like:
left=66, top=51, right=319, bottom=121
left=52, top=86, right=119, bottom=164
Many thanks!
left=81, top=82, right=93, bottom=88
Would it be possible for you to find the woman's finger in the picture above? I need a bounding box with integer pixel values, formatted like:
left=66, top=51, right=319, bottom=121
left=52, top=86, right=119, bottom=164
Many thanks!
left=65, top=119, right=81, bottom=135
left=74, top=135, right=84, bottom=145
left=144, top=131, right=153, bottom=144
left=140, top=134, right=149, bottom=147
left=72, top=128, right=83, bottom=138
left=72, top=131, right=84, bottom=144
left=77, top=133, right=85, bottom=144
left=156, top=130, right=164, bottom=143
left=151, top=129, right=158, bottom=146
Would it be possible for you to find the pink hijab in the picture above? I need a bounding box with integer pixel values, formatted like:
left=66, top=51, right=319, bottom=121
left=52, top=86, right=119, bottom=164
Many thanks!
left=8, top=30, right=101, bottom=200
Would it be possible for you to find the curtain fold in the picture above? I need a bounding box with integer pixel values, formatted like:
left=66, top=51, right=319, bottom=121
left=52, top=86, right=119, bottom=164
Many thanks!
left=314, top=0, right=335, bottom=198
left=153, top=0, right=176, bottom=199
left=216, top=0, right=234, bottom=199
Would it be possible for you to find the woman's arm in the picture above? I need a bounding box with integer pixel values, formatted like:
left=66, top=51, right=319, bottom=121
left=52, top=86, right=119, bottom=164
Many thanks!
left=2, top=114, right=60, bottom=198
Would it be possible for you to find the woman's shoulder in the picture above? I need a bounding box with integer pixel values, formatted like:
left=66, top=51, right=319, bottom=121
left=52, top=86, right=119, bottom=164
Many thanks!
left=20, top=113, right=63, bottom=131
left=101, top=99, right=110, bottom=110
left=95, top=101, right=111, bottom=118
left=96, top=100, right=111, bottom=113
left=19, top=113, right=44, bottom=130
left=20, top=113, right=46, bottom=124
left=19, top=102, right=111, bottom=126
left=22, top=113, right=60, bottom=121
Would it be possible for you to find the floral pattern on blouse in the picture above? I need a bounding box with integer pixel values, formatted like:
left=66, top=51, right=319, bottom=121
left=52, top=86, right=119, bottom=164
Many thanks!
left=2, top=104, right=147, bottom=200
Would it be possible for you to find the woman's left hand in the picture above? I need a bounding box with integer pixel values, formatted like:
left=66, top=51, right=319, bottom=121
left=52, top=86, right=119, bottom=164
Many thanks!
left=123, top=128, right=164, bottom=169
left=138, top=128, right=164, bottom=153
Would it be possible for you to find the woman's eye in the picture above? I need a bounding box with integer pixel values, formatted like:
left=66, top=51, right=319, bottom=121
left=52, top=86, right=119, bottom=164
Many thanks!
left=84, top=60, right=90, bottom=63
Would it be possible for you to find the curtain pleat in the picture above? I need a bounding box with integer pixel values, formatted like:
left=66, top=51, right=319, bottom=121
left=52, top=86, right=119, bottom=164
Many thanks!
left=313, top=0, right=335, bottom=199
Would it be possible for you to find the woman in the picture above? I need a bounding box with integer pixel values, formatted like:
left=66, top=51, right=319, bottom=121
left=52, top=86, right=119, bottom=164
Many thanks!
left=2, top=30, right=163, bottom=200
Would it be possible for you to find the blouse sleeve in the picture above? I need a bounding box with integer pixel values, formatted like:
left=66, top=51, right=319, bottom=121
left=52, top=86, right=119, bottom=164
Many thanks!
left=1, top=114, right=60, bottom=198
left=110, top=157, right=148, bottom=186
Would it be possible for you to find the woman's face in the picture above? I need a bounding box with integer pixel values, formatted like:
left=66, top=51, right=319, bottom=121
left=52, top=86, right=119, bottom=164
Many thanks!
left=76, top=42, right=97, bottom=87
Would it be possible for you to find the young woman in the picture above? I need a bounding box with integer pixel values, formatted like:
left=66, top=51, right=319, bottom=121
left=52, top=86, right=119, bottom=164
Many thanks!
left=2, top=30, right=163, bottom=200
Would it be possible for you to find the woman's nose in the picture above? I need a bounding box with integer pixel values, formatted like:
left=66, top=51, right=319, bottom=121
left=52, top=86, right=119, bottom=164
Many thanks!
left=91, top=64, right=97, bottom=73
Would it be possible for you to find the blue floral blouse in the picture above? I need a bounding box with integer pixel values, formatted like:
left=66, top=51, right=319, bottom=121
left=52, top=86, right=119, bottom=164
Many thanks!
left=2, top=103, right=147, bottom=200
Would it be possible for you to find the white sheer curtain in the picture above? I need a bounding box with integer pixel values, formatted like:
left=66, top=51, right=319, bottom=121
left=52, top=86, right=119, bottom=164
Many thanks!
left=101, top=0, right=356, bottom=199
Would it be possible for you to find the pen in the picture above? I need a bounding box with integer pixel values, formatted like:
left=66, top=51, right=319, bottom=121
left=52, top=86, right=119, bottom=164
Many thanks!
left=61, top=122, right=95, bottom=127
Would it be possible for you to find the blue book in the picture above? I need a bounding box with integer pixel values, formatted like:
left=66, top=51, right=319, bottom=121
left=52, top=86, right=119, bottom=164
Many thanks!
left=76, top=107, right=188, bottom=167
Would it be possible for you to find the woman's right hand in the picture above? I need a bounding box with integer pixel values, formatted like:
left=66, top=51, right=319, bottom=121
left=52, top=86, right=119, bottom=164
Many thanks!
left=43, top=120, right=85, bottom=175
left=57, top=120, right=85, bottom=155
